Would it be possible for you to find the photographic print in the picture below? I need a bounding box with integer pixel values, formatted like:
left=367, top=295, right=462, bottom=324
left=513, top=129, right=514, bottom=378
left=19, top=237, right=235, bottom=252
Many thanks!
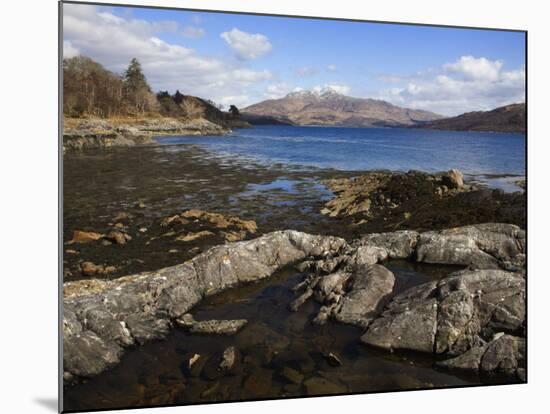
left=60, top=1, right=526, bottom=412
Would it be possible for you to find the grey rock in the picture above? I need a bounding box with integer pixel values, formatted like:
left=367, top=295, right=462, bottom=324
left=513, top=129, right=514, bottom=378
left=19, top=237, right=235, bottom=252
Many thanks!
left=436, top=344, right=488, bottom=372
left=437, top=334, right=525, bottom=379
left=336, top=264, right=395, bottom=329
left=362, top=297, right=438, bottom=353
left=359, top=230, right=419, bottom=259
left=314, top=271, right=350, bottom=300
left=124, top=313, right=171, bottom=345
left=63, top=331, right=122, bottom=378
left=480, top=334, right=525, bottom=376
left=354, top=245, right=388, bottom=266
left=177, top=318, right=248, bottom=335
left=416, top=223, right=525, bottom=269
left=63, top=230, right=346, bottom=381
left=361, top=269, right=525, bottom=357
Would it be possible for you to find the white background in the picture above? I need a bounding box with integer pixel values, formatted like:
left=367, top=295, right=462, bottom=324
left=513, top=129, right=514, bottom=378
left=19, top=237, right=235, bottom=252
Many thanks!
left=0, top=0, right=546, bottom=413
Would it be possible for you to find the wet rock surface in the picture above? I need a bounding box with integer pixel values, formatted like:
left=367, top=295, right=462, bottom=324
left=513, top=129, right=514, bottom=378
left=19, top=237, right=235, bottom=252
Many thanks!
left=64, top=231, right=525, bottom=410
left=176, top=314, right=248, bottom=336
left=64, top=221, right=525, bottom=390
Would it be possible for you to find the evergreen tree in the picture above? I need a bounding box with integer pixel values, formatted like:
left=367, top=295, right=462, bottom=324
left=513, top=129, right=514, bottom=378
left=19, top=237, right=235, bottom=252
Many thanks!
left=173, top=90, right=184, bottom=105
left=229, top=105, right=240, bottom=118
left=122, top=58, right=154, bottom=115
left=123, top=58, right=150, bottom=93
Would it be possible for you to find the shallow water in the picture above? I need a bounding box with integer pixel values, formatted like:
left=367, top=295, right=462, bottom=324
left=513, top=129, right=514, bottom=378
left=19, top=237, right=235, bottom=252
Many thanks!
left=63, top=260, right=518, bottom=412
left=157, top=125, right=525, bottom=191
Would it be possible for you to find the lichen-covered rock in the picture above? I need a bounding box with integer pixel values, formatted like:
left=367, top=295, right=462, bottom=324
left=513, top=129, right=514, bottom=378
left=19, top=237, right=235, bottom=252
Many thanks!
left=437, top=334, right=525, bottom=380
left=335, top=264, right=395, bottom=328
left=353, top=245, right=388, bottom=266
left=359, top=230, right=419, bottom=259
left=361, top=269, right=525, bottom=358
left=63, top=331, right=123, bottom=378
left=416, top=223, right=525, bottom=270
left=176, top=316, right=248, bottom=335
left=63, top=230, right=347, bottom=381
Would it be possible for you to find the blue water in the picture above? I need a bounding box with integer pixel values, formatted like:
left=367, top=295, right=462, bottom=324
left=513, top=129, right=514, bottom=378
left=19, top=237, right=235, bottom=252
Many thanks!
left=156, top=125, right=525, bottom=179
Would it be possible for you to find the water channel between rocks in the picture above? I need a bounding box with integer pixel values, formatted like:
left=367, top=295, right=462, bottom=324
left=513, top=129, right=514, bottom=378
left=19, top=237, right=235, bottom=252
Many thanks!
left=63, top=259, right=517, bottom=412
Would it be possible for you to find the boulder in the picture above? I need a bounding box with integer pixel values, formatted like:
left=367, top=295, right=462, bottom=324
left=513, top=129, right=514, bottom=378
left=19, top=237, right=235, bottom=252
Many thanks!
left=442, top=169, right=464, bottom=189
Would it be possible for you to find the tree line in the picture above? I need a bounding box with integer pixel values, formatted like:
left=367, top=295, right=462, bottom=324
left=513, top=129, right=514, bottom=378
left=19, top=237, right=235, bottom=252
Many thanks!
left=63, top=56, right=240, bottom=120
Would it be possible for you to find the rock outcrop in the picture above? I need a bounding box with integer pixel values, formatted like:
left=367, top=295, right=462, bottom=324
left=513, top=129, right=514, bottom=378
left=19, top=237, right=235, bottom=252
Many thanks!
left=320, top=170, right=526, bottom=232
left=63, top=117, right=231, bottom=151
left=64, top=223, right=526, bottom=383
left=437, top=334, right=525, bottom=380
left=416, top=223, right=525, bottom=270
left=361, top=269, right=525, bottom=361
left=63, top=230, right=347, bottom=381
left=286, top=223, right=526, bottom=380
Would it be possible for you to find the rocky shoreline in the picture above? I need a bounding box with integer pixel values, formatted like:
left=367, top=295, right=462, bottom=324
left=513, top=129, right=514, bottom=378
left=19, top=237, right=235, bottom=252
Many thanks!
left=63, top=223, right=525, bottom=385
left=320, top=169, right=525, bottom=234
left=62, top=117, right=249, bottom=151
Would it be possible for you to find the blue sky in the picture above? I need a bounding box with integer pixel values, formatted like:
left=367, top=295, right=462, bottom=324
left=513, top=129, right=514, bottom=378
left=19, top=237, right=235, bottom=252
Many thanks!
left=63, top=3, right=525, bottom=115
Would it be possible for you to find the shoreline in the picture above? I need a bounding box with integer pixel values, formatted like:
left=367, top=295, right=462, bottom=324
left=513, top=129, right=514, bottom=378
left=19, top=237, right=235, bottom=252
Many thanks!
left=62, top=135, right=526, bottom=407
left=62, top=116, right=250, bottom=151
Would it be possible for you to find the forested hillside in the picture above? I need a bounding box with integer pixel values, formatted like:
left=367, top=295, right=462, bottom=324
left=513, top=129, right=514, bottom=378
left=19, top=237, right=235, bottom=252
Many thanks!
left=63, top=56, right=239, bottom=125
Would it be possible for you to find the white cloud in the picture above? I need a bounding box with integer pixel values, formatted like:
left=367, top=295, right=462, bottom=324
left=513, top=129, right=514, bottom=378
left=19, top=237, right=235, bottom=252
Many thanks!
left=444, top=55, right=503, bottom=82
left=326, top=64, right=337, bottom=72
left=63, top=40, right=79, bottom=58
left=379, top=56, right=525, bottom=116
left=62, top=4, right=273, bottom=107
left=182, top=26, right=205, bottom=39
left=220, top=28, right=272, bottom=60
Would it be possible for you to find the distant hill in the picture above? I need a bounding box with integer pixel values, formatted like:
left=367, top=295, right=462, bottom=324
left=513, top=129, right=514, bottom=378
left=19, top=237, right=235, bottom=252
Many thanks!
left=416, top=103, right=526, bottom=133
left=242, top=88, right=443, bottom=127
left=239, top=113, right=294, bottom=126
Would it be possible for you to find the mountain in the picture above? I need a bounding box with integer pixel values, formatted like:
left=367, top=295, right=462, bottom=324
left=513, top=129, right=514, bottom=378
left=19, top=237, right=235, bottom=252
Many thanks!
left=416, top=103, right=526, bottom=133
left=242, top=87, right=443, bottom=127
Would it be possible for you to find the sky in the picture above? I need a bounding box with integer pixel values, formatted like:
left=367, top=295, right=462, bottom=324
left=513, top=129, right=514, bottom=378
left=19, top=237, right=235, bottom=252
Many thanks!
left=62, top=2, right=526, bottom=116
